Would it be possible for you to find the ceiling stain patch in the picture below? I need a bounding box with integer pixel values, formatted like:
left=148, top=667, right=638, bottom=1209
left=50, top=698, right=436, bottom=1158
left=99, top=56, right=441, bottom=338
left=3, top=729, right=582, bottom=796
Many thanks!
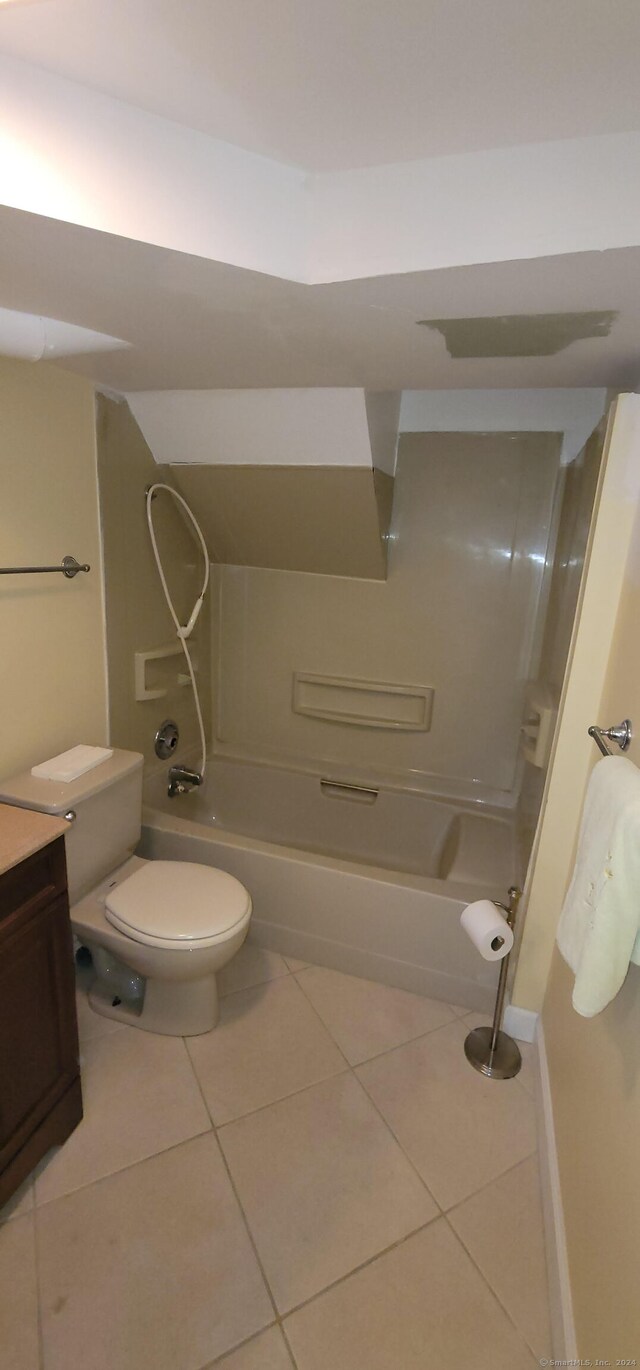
left=417, top=311, right=617, bottom=358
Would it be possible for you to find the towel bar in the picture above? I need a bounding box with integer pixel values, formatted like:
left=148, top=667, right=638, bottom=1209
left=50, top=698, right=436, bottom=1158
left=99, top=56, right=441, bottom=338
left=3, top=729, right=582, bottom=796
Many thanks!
left=0, top=555, right=90, bottom=579
left=588, top=719, right=632, bottom=756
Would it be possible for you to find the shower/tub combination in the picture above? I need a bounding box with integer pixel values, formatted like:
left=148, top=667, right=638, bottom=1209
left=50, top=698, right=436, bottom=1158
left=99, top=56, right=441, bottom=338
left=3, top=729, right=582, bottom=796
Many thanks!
left=142, top=479, right=519, bottom=1012
left=94, top=414, right=576, bottom=1021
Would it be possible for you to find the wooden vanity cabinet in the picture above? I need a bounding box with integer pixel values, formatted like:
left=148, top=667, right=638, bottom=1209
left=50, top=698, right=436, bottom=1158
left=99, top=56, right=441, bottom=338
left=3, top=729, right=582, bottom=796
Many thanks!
left=0, top=836, right=82, bottom=1206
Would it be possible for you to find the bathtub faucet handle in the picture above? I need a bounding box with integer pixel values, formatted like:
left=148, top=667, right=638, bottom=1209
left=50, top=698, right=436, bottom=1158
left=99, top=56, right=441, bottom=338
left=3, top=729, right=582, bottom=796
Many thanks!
left=167, top=764, right=203, bottom=798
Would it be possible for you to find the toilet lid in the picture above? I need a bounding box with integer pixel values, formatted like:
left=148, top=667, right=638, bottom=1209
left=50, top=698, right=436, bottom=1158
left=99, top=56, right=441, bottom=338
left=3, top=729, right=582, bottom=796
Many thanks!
left=105, top=860, right=251, bottom=947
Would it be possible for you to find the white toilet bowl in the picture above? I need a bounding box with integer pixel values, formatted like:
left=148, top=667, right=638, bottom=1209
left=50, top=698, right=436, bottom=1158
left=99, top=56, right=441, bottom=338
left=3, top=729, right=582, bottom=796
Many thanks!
left=0, top=748, right=252, bottom=1036
left=72, top=855, right=252, bottom=1035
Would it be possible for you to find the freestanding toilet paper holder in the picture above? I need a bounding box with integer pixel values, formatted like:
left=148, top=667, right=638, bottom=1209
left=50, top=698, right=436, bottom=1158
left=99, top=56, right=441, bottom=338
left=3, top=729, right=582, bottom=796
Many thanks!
left=464, top=885, right=523, bottom=1080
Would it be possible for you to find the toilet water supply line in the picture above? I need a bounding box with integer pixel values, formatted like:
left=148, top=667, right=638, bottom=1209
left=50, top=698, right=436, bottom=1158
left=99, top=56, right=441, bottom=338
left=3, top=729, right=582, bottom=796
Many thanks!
left=145, top=483, right=210, bottom=779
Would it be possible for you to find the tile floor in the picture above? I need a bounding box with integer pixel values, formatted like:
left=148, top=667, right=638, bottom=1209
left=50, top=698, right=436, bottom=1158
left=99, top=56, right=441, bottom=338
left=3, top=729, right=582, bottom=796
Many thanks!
left=1, top=944, right=551, bottom=1370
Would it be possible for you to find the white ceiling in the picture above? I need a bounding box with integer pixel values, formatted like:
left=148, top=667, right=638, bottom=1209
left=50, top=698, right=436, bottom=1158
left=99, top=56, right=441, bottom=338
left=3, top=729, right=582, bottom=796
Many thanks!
left=1, top=206, right=640, bottom=391
left=1, top=0, right=640, bottom=172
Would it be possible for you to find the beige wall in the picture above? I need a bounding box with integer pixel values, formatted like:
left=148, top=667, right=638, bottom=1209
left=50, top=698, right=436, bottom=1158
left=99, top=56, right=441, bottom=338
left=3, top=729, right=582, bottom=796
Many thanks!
left=96, top=395, right=212, bottom=771
left=544, top=951, right=640, bottom=1358
left=513, top=397, right=640, bottom=1011
left=213, top=432, right=559, bottom=799
left=542, top=459, right=640, bottom=1358
left=0, top=358, right=107, bottom=778
left=172, top=464, right=392, bottom=578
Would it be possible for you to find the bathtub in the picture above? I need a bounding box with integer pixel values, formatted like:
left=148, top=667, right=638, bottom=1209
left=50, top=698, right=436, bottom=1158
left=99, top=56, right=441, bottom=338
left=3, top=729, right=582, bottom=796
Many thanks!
left=141, top=756, right=518, bottom=1012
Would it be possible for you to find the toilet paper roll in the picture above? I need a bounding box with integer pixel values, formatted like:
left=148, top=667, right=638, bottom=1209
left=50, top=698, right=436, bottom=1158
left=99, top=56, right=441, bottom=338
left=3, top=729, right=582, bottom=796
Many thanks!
left=460, top=899, right=514, bottom=962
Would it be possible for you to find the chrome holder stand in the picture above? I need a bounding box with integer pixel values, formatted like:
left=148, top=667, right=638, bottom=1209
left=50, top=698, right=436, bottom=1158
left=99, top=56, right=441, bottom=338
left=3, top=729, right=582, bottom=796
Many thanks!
left=464, top=885, right=522, bottom=1080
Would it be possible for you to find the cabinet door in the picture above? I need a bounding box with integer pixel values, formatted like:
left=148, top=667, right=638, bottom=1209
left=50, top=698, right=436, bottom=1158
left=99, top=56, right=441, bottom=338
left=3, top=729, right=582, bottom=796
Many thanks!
left=0, top=893, right=80, bottom=1168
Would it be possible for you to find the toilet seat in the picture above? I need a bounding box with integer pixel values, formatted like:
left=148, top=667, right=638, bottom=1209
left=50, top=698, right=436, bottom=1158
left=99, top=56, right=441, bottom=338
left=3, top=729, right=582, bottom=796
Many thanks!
left=105, top=859, right=251, bottom=950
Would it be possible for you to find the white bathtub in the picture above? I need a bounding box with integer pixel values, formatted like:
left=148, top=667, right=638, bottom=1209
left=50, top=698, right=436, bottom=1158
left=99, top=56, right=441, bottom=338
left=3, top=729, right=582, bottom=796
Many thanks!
left=141, top=756, right=518, bottom=1012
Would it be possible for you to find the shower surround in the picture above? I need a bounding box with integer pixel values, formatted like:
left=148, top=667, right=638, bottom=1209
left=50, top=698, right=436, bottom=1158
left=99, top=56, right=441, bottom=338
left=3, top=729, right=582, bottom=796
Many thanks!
left=99, top=400, right=562, bottom=1011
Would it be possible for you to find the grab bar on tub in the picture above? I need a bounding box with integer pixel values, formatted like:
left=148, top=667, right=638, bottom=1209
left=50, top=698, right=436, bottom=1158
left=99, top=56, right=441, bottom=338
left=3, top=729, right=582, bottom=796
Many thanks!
left=320, top=778, right=379, bottom=804
left=588, top=719, right=632, bottom=756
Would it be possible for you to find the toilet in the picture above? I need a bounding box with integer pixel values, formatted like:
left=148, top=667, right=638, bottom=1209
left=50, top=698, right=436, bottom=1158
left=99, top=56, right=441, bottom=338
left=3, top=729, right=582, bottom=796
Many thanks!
left=0, top=749, right=252, bottom=1035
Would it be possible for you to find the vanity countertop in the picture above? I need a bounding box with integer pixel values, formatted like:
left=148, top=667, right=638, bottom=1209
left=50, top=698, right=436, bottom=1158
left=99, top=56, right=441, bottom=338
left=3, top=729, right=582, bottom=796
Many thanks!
left=0, top=803, right=68, bottom=877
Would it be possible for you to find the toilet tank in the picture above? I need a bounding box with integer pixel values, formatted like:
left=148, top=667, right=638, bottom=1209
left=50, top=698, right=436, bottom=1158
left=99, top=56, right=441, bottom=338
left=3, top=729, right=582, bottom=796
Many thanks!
left=0, top=749, right=144, bottom=904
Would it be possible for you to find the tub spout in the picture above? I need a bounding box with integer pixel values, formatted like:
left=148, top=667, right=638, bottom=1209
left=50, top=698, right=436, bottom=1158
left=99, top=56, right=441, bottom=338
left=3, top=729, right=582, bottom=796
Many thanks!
left=168, top=764, right=203, bottom=797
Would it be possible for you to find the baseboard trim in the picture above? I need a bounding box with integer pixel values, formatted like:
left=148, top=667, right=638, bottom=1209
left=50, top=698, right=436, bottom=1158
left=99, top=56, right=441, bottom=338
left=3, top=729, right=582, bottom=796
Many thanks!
left=536, top=1019, right=577, bottom=1360
left=503, top=1004, right=538, bottom=1043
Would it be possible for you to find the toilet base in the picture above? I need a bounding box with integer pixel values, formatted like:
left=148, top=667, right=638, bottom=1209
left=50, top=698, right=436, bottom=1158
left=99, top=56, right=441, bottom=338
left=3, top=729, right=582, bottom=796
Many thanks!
left=88, top=970, right=220, bottom=1036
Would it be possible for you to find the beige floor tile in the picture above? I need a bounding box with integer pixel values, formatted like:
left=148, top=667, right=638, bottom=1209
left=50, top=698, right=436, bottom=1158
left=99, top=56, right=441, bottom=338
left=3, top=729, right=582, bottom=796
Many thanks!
left=517, top=1041, right=538, bottom=1098
left=187, top=977, right=346, bottom=1125
left=219, top=1072, right=437, bottom=1313
left=357, top=1019, right=536, bottom=1210
left=448, top=1155, right=551, bottom=1359
left=284, top=956, right=309, bottom=972
left=0, top=1172, right=34, bottom=1223
left=35, top=1025, right=211, bottom=1204
left=460, top=1009, right=492, bottom=1027
left=285, top=1218, right=535, bottom=1370
left=210, top=1325, right=294, bottom=1369
left=37, top=1133, right=273, bottom=1370
left=0, top=1213, right=39, bottom=1370
left=297, top=965, right=455, bottom=1064
left=219, top=942, right=290, bottom=996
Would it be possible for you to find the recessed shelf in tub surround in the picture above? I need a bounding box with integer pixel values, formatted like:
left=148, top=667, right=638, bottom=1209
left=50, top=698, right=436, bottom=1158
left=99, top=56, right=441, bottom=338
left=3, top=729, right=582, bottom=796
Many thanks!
left=293, top=673, right=435, bottom=731
left=134, top=643, right=200, bottom=702
left=520, top=682, right=558, bottom=769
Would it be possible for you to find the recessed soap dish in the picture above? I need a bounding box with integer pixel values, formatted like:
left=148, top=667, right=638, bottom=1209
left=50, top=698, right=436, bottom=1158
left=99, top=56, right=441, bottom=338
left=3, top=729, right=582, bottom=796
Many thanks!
left=520, top=683, right=558, bottom=769
left=134, top=644, right=198, bottom=701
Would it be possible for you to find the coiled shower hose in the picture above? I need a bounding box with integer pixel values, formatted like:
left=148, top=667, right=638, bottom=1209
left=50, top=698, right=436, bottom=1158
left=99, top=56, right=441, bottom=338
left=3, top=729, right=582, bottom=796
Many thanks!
left=145, top=483, right=210, bottom=779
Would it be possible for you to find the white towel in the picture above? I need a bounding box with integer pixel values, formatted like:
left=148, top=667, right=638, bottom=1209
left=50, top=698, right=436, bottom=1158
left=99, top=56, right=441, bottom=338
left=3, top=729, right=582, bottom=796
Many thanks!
left=31, top=745, right=114, bottom=784
left=557, top=755, right=640, bottom=1016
